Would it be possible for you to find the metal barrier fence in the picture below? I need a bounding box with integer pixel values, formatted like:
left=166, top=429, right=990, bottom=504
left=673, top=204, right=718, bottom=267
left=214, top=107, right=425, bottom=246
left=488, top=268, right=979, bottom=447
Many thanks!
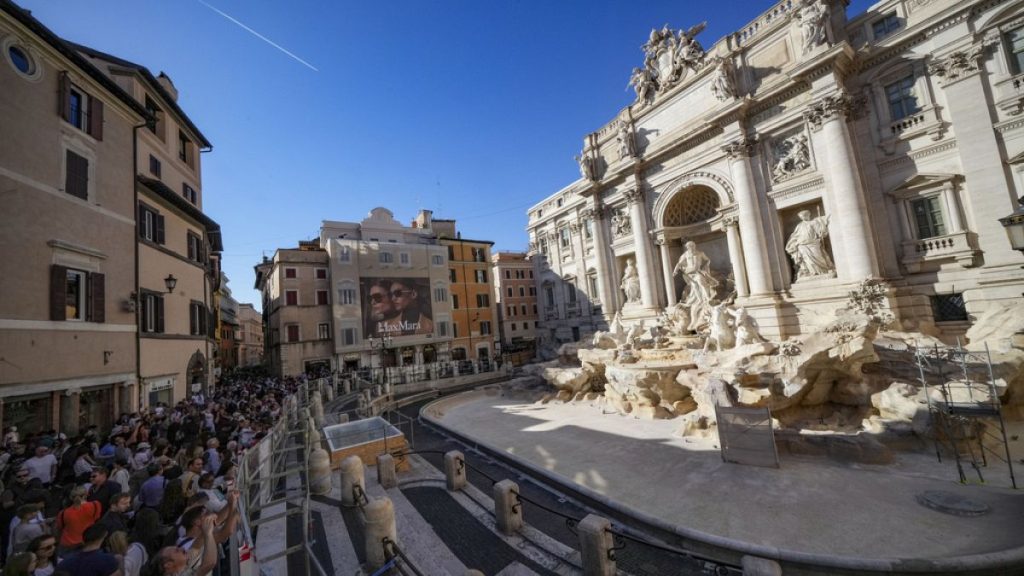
left=334, top=357, right=509, bottom=390
left=230, top=380, right=330, bottom=576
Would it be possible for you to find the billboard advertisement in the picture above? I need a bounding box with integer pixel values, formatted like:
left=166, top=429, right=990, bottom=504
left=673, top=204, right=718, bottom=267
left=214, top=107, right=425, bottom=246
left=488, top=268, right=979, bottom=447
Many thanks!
left=362, top=277, right=434, bottom=338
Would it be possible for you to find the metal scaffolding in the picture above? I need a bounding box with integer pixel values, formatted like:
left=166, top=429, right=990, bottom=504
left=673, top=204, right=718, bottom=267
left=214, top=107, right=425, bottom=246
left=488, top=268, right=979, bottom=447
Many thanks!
left=916, top=341, right=1017, bottom=489
left=232, top=379, right=330, bottom=576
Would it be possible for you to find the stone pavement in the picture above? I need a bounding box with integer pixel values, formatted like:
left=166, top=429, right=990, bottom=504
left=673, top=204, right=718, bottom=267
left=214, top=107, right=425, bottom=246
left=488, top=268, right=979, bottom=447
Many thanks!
left=424, top=390, right=1024, bottom=571
left=290, top=393, right=733, bottom=576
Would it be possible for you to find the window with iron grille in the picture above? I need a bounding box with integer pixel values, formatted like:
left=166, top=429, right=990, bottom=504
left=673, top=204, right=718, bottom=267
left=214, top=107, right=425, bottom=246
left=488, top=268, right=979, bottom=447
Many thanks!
left=931, top=294, right=967, bottom=322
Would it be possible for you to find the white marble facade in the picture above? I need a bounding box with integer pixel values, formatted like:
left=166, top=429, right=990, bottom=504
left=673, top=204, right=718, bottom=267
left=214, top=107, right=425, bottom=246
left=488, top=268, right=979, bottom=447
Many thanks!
left=528, top=0, right=1024, bottom=341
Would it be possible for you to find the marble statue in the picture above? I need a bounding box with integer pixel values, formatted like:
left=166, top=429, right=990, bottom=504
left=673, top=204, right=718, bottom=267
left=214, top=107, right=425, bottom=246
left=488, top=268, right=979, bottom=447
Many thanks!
left=786, top=210, right=835, bottom=280
left=797, top=0, right=830, bottom=54
left=629, top=66, right=657, bottom=106
left=676, top=23, right=706, bottom=70
left=621, top=258, right=642, bottom=304
left=632, top=22, right=707, bottom=102
left=727, top=306, right=766, bottom=346
left=673, top=241, right=718, bottom=331
left=772, top=134, right=811, bottom=180
left=575, top=151, right=595, bottom=181
left=617, top=120, right=639, bottom=160
left=709, top=57, right=736, bottom=102
left=612, top=209, right=632, bottom=237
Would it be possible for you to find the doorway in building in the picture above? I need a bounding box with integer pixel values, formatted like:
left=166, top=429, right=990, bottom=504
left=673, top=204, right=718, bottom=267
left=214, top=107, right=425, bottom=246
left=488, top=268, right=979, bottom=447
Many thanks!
left=304, top=360, right=331, bottom=377
left=423, top=345, right=436, bottom=364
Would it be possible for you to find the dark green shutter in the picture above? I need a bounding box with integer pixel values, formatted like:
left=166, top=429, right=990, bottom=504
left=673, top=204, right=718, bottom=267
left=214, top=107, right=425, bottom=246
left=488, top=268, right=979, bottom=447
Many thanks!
left=88, top=272, right=105, bottom=323
left=50, top=265, right=68, bottom=320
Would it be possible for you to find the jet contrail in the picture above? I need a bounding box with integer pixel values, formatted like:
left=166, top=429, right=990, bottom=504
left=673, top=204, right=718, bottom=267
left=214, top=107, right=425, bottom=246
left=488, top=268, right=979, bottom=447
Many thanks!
left=197, top=0, right=319, bottom=72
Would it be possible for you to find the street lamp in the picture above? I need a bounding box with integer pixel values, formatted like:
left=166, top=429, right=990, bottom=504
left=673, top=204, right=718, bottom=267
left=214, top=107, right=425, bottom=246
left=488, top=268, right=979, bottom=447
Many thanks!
left=368, top=332, right=393, bottom=391
left=999, top=196, right=1024, bottom=254
left=164, top=274, right=178, bottom=294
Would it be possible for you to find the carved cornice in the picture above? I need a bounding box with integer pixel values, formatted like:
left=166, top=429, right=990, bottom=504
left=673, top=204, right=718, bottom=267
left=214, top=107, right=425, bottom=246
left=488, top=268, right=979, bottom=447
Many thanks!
left=722, top=136, right=758, bottom=159
left=928, top=39, right=996, bottom=88
left=768, top=175, right=825, bottom=203
left=877, top=139, right=958, bottom=172
left=803, top=93, right=853, bottom=130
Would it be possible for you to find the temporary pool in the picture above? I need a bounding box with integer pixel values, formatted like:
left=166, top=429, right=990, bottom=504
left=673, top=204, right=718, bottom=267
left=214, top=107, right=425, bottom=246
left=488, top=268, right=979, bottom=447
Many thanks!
left=322, top=417, right=408, bottom=470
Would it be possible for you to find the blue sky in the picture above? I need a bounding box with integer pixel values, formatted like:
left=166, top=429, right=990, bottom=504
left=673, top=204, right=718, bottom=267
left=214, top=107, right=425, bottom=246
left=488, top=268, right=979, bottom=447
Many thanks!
left=20, top=0, right=872, bottom=308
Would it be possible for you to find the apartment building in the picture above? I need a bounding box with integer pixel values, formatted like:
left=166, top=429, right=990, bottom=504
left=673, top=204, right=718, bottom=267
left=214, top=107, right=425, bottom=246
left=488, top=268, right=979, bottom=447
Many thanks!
left=319, top=208, right=453, bottom=373
left=492, top=252, right=539, bottom=363
left=0, top=1, right=148, bottom=434
left=436, top=222, right=498, bottom=363
left=218, top=274, right=240, bottom=372
left=254, top=241, right=333, bottom=377
left=236, top=303, right=264, bottom=368
left=76, top=44, right=221, bottom=406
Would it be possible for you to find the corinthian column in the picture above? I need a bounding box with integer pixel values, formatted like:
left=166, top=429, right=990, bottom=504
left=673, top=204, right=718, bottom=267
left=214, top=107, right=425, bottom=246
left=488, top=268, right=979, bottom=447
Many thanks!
left=722, top=137, right=773, bottom=295
left=625, top=187, right=657, bottom=308
left=804, top=93, right=878, bottom=280
left=722, top=217, right=749, bottom=297
left=585, top=202, right=615, bottom=313
left=657, top=238, right=677, bottom=306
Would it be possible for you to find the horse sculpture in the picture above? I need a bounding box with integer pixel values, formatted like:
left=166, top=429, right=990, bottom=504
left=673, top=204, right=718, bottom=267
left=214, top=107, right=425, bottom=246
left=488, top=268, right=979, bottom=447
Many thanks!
left=703, top=301, right=735, bottom=352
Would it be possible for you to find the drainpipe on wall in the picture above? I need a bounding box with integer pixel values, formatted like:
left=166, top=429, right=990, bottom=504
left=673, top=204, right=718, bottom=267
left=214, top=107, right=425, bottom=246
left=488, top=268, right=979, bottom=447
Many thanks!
left=132, top=122, right=146, bottom=411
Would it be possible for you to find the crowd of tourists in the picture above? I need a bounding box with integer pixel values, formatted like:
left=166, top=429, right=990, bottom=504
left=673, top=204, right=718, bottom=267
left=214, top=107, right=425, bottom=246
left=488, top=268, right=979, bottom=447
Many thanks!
left=0, top=367, right=311, bottom=576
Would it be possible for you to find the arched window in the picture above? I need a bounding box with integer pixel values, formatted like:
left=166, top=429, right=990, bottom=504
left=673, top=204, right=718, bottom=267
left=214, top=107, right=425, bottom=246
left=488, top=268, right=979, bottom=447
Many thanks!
left=663, top=186, right=720, bottom=227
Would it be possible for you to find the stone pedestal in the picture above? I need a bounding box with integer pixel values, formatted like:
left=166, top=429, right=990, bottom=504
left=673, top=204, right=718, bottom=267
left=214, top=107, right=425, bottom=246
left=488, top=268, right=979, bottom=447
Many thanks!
left=578, top=514, right=616, bottom=576
left=340, top=455, right=365, bottom=507
left=376, top=453, right=397, bottom=489
left=364, top=497, right=397, bottom=571
left=309, top=448, right=332, bottom=495
left=444, top=450, right=466, bottom=491
left=493, top=479, right=523, bottom=535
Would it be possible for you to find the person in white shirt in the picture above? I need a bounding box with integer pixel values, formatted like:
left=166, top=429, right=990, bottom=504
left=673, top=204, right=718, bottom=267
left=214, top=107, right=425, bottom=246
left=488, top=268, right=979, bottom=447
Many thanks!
left=23, top=446, right=57, bottom=486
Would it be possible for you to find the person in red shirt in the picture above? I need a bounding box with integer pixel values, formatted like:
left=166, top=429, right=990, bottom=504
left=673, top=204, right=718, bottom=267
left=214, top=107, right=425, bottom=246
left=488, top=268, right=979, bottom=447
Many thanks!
left=54, top=485, right=101, bottom=554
